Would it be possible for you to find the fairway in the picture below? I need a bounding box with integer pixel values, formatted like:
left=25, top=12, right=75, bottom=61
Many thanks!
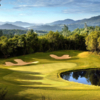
left=0, top=50, right=100, bottom=100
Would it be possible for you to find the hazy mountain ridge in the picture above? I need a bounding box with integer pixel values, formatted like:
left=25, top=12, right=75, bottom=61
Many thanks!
left=29, top=15, right=100, bottom=31
left=0, top=15, right=100, bottom=31
left=28, top=25, right=62, bottom=31
left=12, top=21, right=35, bottom=27
left=51, top=15, right=100, bottom=25
left=49, top=19, right=75, bottom=25
left=0, top=23, right=27, bottom=30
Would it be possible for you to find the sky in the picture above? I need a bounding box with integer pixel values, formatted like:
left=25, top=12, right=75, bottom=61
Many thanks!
left=0, top=0, right=100, bottom=24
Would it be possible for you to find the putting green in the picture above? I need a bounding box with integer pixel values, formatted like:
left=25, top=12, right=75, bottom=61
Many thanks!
left=1, top=50, right=100, bottom=100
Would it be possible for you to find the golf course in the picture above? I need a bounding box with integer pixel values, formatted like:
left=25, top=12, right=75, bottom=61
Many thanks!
left=0, top=50, right=100, bottom=100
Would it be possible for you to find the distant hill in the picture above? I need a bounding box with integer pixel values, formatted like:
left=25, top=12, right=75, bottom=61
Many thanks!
left=75, top=15, right=100, bottom=26
left=50, top=15, right=100, bottom=26
left=0, top=23, right=27, bottom=30
left=28, top=25, right=62, bottom=31
left=0, top=21, right=43, bottom=27
left=49, top=15, right=100, bottom=31
left=0, top=22, right=5, bottom=25
left=4, top=21, right=35, bottom=27
left=0, top=15, right=100, bottom=31
left=49, top=19, right=75, bottom=25
left=12, top=21, right=35, bottom=27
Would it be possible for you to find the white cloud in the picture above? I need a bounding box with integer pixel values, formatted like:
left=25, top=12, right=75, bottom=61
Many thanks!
left=19, top=13, right=25, bottom=16
left=9, top=0, right=100, bottom=14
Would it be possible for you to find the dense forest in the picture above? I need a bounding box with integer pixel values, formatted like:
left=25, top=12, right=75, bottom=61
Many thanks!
left=0, top=29, right=28, bottom=38
left=0, top=24, right=100, bottom=58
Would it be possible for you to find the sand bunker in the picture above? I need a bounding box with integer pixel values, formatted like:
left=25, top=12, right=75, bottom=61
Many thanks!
left=5, top=62, right=17, bottom=66
left=5, top=59, right=39, bottom=66
left=50, top=54, right=71, bottom=59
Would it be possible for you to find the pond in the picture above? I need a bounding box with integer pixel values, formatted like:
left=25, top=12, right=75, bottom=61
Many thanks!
left=60, top=68, right=100, bottom=86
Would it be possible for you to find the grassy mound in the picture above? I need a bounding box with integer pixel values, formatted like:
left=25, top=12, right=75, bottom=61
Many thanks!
left=0, top=50, right=100, bottom=100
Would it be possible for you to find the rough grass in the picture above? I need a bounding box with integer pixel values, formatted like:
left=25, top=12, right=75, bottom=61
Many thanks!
left=0, top=50, right=100, bottom=100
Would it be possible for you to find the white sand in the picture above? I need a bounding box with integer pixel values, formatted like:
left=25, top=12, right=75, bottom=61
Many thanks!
left=50, top=54, right=71, bottom=59
left=5, top=59, right=39, bottom=66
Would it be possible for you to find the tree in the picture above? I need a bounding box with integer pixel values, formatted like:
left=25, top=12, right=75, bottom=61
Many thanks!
left=18, top=34, right=27, bottom=55
left=0, top=30, right=3, bottom=37
left=62, top=25, right=71, bottom=36
left=37, top=38, right=49, bottom=52
left=26, top=30, right=38, bottom=53
left=85, top=31, right=100, bottom=52
left=68, top=33, right=86, bottom=50
left=84, top=23, right=88, bottom=31
left=46, top=31, right=64, bottom=51
left=95, top=26, right=100, bottom=31
left=8, top=35, right=19, bottom=56
left=88, top=26, right=95, bottom=34
left=97, top=37, right=100, bottom=51
left=0, top=36, right=12, bottom=58
left=72, top=28, right=80, bottom=34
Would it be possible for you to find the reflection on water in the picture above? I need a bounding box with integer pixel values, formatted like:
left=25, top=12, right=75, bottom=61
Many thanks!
left=60, top=69, right=100, bottom=86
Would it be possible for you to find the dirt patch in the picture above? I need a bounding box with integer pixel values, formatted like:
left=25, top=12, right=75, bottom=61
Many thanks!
left=5, top=59, right=39, bottom=66
left=50, top=54, right=71, bottom=59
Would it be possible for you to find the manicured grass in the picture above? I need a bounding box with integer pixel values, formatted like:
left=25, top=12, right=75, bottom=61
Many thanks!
left=0, top=50, right=100, bottom=100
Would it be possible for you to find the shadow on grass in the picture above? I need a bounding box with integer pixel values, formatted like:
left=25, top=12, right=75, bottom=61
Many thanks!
left=19, top=81, right=51, bottom=85
left=3, top=71, right=44, bottom=85
left=11, top=70, right=42, bottom=75
left=0, top=68, right=44, bottom=100
left=51, top=57, right=79, bottom=61
left=0, top=68, right=13, bottom=78
left=22, top=86, right=59, bottom=90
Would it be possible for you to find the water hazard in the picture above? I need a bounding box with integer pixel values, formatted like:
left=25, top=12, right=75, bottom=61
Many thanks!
left=60, top=68, right=100, bottom=86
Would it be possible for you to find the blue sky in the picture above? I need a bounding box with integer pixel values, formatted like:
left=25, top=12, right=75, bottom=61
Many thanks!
left=0, top=0, right=100, bottom=24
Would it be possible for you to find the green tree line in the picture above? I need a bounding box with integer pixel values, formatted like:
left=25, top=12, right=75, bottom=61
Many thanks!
left=0, top=29, right=28, bottom=39
left=0, top=24, right=100, bottom=58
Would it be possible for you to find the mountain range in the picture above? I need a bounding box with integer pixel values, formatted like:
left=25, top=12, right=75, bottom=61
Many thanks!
left=50, top=15, right=100, bottom=25
left=0, top=15, right=100, bottom=31
left=0, top=23, right=27, bottom=30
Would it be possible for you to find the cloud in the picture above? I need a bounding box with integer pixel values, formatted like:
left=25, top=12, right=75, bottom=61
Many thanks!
left=63, top=0, right=100, bottom=14
left=19, top=13, right=25, bottom=16
left=63, top=8, right=100, bottom=14
left=13, top=0, right=76, bottom=8
left=12, top=0, right=100, bottom=14
left=14, top=5, right=38, bottom=9
left=13, top=0, right=100, bottom=7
